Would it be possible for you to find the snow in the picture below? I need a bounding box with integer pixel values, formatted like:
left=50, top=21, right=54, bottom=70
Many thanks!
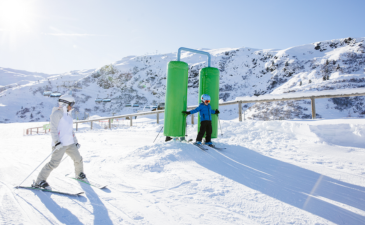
left=0, top=67, right=51, bottom=87
left=1, top=118, right=365, bottom=224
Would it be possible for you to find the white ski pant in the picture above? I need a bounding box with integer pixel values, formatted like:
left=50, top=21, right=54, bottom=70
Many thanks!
left=36, top=144, right=83, bottom=183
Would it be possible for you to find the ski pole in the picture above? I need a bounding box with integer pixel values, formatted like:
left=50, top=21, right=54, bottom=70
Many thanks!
left=218, top=115, right=223, bottom=136
left=61, top=155, right=69, bottom=163
left=16, top=147, right=58, bottom=188
left=153, top=126, right=164, bottom=143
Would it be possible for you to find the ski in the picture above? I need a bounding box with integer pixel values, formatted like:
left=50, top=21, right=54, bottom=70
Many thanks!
left=16, top=186, right=84, bottom=196
left=193, top=142, right=209, bottom=151
left=204, top=144, right=226, bottom=150
left=66, top=174, right=107, bottom=189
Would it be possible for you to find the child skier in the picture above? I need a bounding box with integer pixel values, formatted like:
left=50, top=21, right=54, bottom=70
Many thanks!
left=182, top=94, right=219, bottom=147
left=32, top=95, right=86, bottom=190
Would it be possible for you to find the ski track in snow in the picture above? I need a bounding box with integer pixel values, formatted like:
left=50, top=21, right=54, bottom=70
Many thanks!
left=1, top=118, right=365, bottom=224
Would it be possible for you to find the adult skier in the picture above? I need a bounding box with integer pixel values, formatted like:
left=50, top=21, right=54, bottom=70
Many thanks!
left=32, top=95, right=86, bottom=190
left=182, top=94, right=219, bottom=146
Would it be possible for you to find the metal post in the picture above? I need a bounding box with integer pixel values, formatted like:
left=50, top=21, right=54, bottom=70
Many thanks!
left=37, top=128, right=39, bottom=134
left=157, top=113, right=159, bottom=124
left=91, top=121, right=93, bottom=130
left=311, top=97, right=316, bottom=119
left=130, top=117, right=133, bottom=126
left=177, top=47, right=211, bottom=67
left=76, top=123, right=78, bottom=131
left=109, top=119, right=111, bottom=129
left=191, top=113, right=194, bottom=124
left=238, top=101, right=242, bottom=122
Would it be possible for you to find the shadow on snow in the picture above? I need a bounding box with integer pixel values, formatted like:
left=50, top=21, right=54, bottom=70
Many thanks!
left=31, top=183, right=113, bottom=224
left=34, top=192, right=86, bottom=224
left=185, top=144, right=365, bottom=225
left=78, top=182, right=114, bottom=225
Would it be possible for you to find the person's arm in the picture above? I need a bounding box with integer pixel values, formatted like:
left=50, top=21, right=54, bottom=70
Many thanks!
left=72, top=130, right=78, bottom=144
left=50, top=110, right=62, bottom=146
left=189, top=105, right=202, bottom=114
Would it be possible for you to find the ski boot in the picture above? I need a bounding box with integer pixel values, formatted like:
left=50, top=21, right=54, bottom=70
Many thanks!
left=194, top=141, right=202, bottom=145
left=77, top=172, right=88, bottom=181
left=165, top=136, right=172, bottom=142
left=32, top=180, right=52, bottom=190
left=205, top=142, right=215, bottom=147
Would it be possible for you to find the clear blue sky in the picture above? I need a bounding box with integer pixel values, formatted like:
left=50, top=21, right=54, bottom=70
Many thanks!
left=0, top=0, right=364, bottom=74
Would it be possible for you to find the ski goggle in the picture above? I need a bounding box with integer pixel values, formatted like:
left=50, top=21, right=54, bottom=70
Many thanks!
left=59, top=99, right=75, bottom=107
left=203, top=100, right=210, bottom=103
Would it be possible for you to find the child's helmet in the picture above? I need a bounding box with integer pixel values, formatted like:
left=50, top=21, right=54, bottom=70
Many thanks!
left=201, top=94, right=211, bottom=103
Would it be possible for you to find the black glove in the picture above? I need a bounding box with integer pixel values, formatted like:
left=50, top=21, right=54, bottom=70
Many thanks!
left=215, top=109, right=220, bottom=114
left=182, top=111, right=191, bottom=115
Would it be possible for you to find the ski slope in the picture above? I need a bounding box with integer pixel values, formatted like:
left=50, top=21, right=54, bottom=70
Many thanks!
left=1, top=118, right=365, bottom=224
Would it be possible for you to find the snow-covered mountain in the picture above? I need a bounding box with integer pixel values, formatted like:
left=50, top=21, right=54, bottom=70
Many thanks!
left=1, top=37, right=365, bottom=123
left=0, top=67, right=52, bottom=87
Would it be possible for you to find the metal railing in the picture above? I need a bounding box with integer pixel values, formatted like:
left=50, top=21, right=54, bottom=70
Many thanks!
left=24, top=89, right=365, bottom=135
left=24, top=127, right=50, bottom=135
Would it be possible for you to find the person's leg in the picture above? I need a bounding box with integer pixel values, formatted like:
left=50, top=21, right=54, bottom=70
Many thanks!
left=205, top=121, right=212, bottom=143
left=36, top=147, right=66, bottom=183
left=196, top=121, right=208, bottom=142
left=65, top=144, right=84, bottom=178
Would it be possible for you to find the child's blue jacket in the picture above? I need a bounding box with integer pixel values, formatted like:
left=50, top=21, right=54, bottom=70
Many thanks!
left=190, top=103, right=216, bottom=121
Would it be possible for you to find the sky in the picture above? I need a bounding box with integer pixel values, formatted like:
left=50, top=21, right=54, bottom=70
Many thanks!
left=0, top=0, right=364, bottom=74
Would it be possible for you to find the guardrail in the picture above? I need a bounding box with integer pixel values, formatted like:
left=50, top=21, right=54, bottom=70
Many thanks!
left=24, top=127, right=50, bottom=135
left=24, top=89, right=365, bottom=135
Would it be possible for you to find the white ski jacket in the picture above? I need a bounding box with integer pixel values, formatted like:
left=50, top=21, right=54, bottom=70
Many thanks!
left=50, top=106, right=78, bottom=146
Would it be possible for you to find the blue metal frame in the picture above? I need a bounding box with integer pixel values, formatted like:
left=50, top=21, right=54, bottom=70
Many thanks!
left=177, top=47, right=211, bottom=67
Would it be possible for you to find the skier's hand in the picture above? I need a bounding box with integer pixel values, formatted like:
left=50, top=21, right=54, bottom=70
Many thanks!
left=215, top=109, right=220, bottom=114
left=76, top=143, right=81, bottom=149
left=182, top=111, right=191, bottom=115
left=53, top=142, right=63, bottom=151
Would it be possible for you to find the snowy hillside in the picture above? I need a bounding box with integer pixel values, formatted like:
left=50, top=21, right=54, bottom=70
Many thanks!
left=1, top=37, right=365, bottom=123
left=0, top=67, right=52, bottom=87
left=1, top=118, right=365, bottom=224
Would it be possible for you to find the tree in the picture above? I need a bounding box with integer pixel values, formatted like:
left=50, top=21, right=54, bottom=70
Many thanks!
left=336, top=64, right=341, bottom=71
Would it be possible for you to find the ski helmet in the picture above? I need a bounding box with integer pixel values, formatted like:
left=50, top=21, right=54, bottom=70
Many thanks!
left=59, top=95, right=75, bottom=107
left=201, top=94, right=211, bottom=103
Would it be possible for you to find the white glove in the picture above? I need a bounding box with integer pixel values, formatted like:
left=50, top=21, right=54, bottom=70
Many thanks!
left=76, top=143, right=81, bottom=149
left=53, top=142, right=63, bottom=151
